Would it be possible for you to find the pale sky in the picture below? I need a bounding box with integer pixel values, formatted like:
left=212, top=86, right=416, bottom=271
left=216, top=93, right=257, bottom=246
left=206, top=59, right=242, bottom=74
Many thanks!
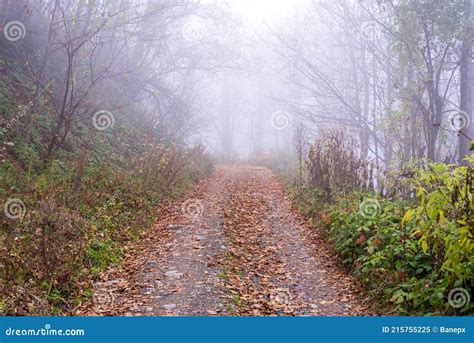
left=227, top=0, right=300, bottom=25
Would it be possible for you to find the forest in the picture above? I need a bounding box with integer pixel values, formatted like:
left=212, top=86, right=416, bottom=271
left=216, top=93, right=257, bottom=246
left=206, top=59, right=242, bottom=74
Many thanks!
left=0, top=0, right=472, bottom=317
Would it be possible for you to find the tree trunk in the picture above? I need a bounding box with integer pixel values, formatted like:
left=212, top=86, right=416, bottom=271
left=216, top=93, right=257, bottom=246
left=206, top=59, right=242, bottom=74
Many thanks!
left=459, top=0, right=474, bottom=165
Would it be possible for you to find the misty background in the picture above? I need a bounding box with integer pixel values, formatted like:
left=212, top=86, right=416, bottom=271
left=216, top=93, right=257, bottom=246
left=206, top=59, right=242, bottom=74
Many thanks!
left=2, top=0, right=472, bottom=166
left=1, top=0, right=473, bottom=317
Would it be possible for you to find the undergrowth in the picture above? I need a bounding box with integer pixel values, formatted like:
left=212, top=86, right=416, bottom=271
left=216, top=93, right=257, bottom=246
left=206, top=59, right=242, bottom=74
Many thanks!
left=287, top=130, right=473, bottom=315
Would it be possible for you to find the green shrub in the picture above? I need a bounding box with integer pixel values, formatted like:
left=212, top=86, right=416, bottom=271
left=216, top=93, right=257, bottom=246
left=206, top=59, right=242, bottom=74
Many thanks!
left=291, top=155, right=473, bottom=315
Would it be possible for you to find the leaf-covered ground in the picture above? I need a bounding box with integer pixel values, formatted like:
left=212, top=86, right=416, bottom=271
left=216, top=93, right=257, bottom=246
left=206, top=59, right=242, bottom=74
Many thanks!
left=79, top=166, right=373, bottom=316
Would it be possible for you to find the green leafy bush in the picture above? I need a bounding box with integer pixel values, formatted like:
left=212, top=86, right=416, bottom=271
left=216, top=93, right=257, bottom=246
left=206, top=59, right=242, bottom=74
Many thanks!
left=291, top=155, right=473, bottom=315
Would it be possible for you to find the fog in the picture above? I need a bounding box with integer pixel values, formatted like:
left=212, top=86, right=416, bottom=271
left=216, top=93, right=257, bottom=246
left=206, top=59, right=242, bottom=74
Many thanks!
left=1, top=0, right=473, bottom=318
left=1, top=0, right=472, bottom=166
left=174, top=0, right=472, bottom=165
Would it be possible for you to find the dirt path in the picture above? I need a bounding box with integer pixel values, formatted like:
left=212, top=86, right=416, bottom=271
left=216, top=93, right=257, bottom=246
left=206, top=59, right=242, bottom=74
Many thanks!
left=81, top=166, right=372, bottom=316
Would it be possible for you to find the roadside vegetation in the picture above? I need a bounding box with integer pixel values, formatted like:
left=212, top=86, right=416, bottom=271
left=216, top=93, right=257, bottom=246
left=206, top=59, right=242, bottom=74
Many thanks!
left=288, top=130, right=473, bottom=315
left=1, top=0, right=473, bottom=318
left=0, top=1, right=214, bottom=315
